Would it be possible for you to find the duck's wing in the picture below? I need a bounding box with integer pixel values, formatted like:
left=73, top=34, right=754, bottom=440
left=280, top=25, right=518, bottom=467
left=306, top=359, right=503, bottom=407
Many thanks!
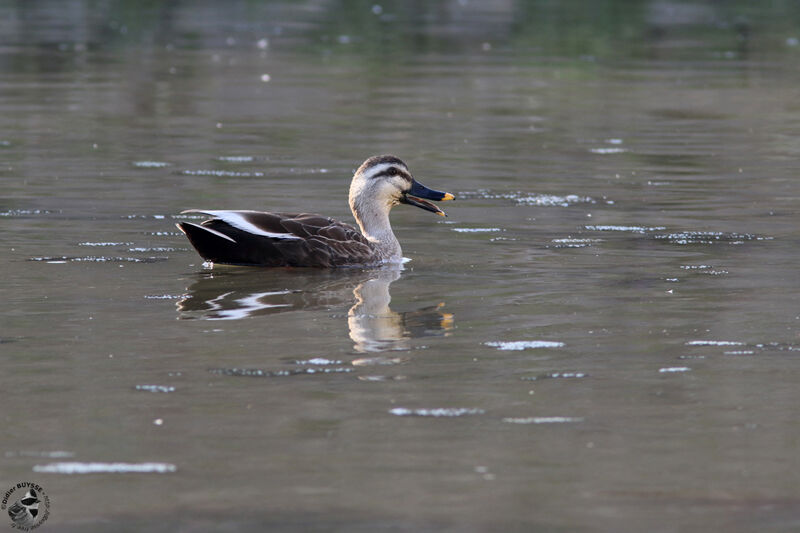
left=177, top=210, right=376, bottom=267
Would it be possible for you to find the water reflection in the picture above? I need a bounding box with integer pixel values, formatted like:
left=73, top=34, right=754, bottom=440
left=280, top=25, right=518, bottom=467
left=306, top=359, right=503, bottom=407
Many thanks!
left=177, top=268, right=453, bottom=352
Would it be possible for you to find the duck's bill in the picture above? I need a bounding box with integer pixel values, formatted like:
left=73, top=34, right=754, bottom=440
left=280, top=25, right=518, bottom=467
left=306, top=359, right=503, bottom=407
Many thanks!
left=402, top=179, right=456, bottom=217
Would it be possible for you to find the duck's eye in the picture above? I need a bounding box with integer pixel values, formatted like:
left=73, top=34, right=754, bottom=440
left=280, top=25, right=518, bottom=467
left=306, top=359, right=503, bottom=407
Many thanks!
left=388, top=167, right=398, bottom=175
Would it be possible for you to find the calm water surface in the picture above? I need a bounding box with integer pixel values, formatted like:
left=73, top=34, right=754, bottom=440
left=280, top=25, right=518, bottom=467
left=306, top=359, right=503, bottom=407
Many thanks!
left=2, top=1, right=800, bottom=531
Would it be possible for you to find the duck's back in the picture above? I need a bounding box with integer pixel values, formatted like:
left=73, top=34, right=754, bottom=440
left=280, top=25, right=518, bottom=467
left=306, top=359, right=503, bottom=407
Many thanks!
left=177, top=210, right=376, bottom=267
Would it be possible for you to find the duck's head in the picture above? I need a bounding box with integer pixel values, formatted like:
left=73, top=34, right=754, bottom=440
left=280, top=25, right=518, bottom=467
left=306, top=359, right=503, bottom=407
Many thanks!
left=349, top=155, right=455, bottom=218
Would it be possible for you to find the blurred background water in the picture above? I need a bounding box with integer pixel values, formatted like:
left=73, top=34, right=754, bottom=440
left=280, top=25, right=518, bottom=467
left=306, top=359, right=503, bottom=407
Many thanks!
left=2, top=1, right=800, bottom=531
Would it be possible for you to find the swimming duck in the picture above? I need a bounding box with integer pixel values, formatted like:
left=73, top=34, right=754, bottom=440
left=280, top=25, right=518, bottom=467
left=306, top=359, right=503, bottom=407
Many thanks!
left=176, top=155, right=455, bottom=267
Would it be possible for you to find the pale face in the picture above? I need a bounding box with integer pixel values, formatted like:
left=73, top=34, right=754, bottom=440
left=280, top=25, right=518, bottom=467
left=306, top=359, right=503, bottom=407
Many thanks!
left=355, top=161, right=414, bottom=206
left=349, top=154, right=454, bottom=223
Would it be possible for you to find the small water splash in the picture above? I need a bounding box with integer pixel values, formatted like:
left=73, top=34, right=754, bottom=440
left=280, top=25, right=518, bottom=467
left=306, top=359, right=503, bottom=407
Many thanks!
left=144, top=294, right=183, bottom=300
left=389, top=407, right=485, bottom=417
left=33, top=462, right=176, bottom=474
left=485, top=341, right=565, bottom=351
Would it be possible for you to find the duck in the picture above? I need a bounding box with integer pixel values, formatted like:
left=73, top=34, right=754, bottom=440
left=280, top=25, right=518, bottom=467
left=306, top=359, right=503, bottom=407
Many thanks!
left=176, top=155, right=455, bottom=267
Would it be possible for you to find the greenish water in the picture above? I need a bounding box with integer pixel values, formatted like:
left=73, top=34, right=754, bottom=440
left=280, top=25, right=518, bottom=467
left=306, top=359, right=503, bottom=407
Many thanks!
left=2, top=1, right=800, bottom=531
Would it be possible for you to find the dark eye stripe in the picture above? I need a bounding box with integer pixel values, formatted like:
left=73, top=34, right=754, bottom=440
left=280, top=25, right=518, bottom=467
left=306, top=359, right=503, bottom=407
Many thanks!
left=371, top=167, right=412, bottom=182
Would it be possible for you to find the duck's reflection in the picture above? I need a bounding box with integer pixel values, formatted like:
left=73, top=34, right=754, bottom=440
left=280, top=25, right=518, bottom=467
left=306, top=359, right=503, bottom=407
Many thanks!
left=177, top=267, right=453, bottom=352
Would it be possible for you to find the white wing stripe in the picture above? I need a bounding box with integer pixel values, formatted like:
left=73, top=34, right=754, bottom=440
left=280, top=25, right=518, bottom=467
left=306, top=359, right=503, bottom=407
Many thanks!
left=178, top=222, right=237, bottom=243
left=183, top=210, right=301, bottom=240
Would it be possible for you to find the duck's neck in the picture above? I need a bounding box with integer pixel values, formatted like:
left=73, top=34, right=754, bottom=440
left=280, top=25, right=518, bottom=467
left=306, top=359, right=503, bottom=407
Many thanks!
left=350, top=197, right=401, bottom=262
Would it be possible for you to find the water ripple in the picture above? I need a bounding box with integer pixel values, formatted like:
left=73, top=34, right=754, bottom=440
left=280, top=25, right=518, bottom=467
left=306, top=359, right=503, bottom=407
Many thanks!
left=485, top=341, right=565, bottom=351
left=459, top=190, right=597, bottom=207
left=521, top=372, right=587, bottom=381
left=389, top=407, right=485, bottom=417
left=502, top=416, right=583, bottom=424
left=29, top=256, right=168, bottom=263
left=653, top=231, right=771, bottom=245
left=134, top=385, right=176, bottom=393
left=209, top=367, right=353, bottom=377
left=33, top=462, right=176, bottom=474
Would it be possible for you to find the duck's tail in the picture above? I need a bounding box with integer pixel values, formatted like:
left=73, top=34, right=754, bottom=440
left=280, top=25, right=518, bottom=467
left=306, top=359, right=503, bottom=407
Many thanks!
left=176, top=222, right=237, bottom=263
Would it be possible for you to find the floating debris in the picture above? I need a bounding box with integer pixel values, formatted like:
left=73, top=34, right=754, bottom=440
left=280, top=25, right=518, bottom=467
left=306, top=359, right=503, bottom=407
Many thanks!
left=502, top=416, right=584, bottom=424
left=485, top=341, right=565, bottom=351
left=33, top=462, right=176, bottom=474
left=134, top=385, right=175, bottom=393
left=389, top=407, right=485, bottom=417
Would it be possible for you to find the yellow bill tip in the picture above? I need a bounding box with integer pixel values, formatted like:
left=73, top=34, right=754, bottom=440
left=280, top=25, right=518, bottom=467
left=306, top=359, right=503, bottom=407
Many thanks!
left=442, top=192, right=455, bottom=201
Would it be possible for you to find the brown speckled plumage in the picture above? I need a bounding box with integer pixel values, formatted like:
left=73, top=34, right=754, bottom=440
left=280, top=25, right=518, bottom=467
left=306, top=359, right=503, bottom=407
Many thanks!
left=178, top=211, right=375, bottom=267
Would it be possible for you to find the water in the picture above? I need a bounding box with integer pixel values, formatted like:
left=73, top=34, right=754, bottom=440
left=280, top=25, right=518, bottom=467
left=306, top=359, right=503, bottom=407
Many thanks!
left=2, top=1, right=800, bottom=531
